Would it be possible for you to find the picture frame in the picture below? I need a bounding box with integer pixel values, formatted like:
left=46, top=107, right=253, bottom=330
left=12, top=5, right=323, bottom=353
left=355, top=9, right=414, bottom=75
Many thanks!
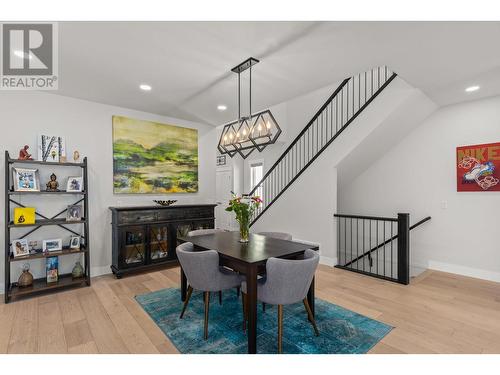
left=11, top=239, right=29, bottom=258
left=13, top=207, right=36, bottom=225
left=13, top=168, right=40, bottom=192
left=66, top=176, right=83, bottom=192
left=69, top=236, right=81, bottom=250
left=216, top=155, right=226, bottom=166
left=38, top=135, right=66, bottom=162
left=66, top=205, right=83, bottom=221
left=43, top=239, right=63, bottom=253
left=46, top=256, right=59, bottom=283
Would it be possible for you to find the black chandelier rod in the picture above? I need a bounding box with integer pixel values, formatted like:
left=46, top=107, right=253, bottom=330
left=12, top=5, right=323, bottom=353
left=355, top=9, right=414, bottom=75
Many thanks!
left=238, top=71, right=241, bottom=125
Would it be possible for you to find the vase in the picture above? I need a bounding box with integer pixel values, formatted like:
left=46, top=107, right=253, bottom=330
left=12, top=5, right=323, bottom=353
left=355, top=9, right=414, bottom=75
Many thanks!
left=72, top=261, right=84, bottom=279
left=239, top=220, right=250, bottom=243
left=18, top=263, right=34, bottom=287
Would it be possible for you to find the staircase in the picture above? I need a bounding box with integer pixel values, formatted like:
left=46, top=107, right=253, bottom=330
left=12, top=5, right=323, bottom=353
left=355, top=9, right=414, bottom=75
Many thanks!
left=249, top=66, right=397, bottom=226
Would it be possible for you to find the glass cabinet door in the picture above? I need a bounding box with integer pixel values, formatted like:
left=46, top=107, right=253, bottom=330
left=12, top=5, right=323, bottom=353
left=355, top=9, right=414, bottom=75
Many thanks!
left=149, top=225, right=169, bottom=262
left=119, top=226, right=146, bottom=268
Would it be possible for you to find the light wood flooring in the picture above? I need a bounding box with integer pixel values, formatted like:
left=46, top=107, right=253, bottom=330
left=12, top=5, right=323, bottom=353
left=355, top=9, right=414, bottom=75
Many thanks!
left=1, top=265, right=500, bottom=354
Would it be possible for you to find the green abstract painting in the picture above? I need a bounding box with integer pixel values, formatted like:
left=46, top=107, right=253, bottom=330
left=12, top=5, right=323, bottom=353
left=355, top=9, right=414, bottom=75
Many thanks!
left=112, top=115, right=198, bottom=194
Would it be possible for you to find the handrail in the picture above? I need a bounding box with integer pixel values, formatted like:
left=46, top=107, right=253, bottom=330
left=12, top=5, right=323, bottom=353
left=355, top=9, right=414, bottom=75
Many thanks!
left=343, top=215, right=431, bottom=267
left=248, top=78, right=350, bottom=196
left=334, top=213, right=398, bottom=222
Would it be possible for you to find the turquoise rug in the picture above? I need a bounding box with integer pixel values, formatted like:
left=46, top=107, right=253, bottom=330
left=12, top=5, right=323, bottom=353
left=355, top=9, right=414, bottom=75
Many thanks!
left=135, top=288, right=392, bottom=354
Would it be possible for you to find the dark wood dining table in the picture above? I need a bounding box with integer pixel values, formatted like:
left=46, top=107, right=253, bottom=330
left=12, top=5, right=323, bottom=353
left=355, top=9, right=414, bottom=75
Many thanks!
left=177, top=231, right=319, bottom=354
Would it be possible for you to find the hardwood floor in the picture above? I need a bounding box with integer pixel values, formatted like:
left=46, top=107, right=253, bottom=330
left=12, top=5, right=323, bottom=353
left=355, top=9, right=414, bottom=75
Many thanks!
left=1, top=265, right=500, bottom=354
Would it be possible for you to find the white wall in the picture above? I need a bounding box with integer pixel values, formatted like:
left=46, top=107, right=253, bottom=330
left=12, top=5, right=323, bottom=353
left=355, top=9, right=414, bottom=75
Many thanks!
left=339, top=95, right=500, bottom=282
left=0, top=91, right=217, bottom=292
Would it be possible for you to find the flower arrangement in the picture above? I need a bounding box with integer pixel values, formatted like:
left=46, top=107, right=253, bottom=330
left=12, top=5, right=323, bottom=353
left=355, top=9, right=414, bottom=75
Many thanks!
left=225, top=193, right=263, bottom=242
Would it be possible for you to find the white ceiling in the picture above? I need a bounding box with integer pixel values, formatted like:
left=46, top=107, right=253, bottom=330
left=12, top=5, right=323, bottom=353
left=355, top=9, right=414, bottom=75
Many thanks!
left=56, top=21, right=500, bottom=126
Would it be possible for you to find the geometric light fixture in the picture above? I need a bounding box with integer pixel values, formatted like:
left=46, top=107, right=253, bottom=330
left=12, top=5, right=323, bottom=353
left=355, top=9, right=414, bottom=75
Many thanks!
left=217, top=57, right=281, bottom=159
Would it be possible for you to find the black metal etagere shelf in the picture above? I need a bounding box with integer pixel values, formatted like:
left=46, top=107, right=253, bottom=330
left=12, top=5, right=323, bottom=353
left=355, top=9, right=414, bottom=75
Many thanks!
left=4, top=151, right=90, bottom=303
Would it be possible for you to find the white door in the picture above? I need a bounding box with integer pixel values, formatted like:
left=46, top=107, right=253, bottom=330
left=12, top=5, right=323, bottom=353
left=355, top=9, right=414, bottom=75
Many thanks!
left=216, top=169, right=233, bottom=230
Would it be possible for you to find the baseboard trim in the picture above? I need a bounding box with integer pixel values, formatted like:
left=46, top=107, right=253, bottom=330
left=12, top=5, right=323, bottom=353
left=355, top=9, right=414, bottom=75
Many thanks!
left=414, top=260, right=500, bottom=283
left=91, top=265, right=113, bottom=278
left=320, top=256, right=337, bottom=267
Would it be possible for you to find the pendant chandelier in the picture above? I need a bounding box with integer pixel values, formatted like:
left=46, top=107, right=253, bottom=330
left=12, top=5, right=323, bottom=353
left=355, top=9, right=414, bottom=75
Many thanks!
left=217, top=57, right=281, bottom=159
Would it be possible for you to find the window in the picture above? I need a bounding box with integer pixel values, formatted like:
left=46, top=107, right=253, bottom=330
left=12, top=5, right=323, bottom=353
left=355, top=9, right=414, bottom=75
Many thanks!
left=250, top=162, right=263, bottom=198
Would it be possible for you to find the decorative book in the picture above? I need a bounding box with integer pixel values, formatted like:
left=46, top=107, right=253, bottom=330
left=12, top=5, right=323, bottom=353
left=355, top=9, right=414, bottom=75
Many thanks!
left=13, top=207, right=35, bottom=225
left=46, top=256, right=59, bottom=283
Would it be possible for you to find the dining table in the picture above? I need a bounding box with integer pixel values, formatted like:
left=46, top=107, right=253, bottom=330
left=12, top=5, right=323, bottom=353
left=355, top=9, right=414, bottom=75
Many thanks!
left=177, top=230, right=319, bottom=354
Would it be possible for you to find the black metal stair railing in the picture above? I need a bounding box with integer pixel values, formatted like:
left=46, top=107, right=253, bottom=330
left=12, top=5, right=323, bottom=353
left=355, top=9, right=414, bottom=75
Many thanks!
left=248, top=66, right=398, bottom=226
left=334, top=213, right=431, bottom=284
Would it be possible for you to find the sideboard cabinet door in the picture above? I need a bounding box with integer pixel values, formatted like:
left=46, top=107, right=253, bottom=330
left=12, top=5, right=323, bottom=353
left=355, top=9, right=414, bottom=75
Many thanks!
left=118, top=226, right=147, bottom=269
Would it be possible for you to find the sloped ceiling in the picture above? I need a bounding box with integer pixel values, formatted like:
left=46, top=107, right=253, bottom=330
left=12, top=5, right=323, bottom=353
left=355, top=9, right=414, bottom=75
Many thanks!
left=55, top=21, right=500, bottom=125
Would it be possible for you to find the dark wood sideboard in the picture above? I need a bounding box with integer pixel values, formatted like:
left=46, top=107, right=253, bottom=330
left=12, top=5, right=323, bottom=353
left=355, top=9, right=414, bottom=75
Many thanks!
left=109, top=204, right=216, bottom=278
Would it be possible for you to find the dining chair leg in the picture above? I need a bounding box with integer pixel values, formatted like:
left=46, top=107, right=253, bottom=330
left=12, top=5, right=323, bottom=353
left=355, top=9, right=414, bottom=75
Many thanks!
left=204, top=291, right=210, bottom=340
left=241, top=292, right=247, bottom=331
left=277, top=305, right=283, bottom=354
left=218, top=291, right=222, bottom=305
left=262, top=302, right=266, bottom=312
left=236, top=286, right=241, bottom=297
left=303, top=298, right=319, bottom=336
left=179, top=285, right=193, bottom=319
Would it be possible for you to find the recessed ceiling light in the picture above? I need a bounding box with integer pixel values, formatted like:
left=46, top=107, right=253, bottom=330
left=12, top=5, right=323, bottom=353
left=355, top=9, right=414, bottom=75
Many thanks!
left=14, top=50, right=32, bottom=59
left=217, top=105, right=227, bottom=111
left=465, top=85, right=480, bottom=93
left=139, top=84, right=152, bottom=91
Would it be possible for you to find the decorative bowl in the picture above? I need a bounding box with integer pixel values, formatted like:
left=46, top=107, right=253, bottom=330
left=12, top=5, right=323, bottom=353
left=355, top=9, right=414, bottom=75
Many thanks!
left=153, top=199, right=177, bottom=207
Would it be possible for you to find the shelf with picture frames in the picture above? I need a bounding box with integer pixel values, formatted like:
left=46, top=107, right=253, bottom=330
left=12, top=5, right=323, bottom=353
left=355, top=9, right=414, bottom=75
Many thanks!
left=9, top=246, right=88, bottom=263
left=8, top=190, right=87, bottom=195
left=4, top=150, right=91, bottom=303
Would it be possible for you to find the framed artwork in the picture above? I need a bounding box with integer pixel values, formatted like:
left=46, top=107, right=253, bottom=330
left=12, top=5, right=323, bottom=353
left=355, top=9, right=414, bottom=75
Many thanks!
left=13, top=207, right=36, bottom=225
left=66, top=176, right=83, bottom=192
left=38, top=135, right=66, bottom=162
left=112, top=115, right=199, bottom=194
left=46, top=256, right=59, bottom=283
left=66, top=205, right=82, bottom=221
left=69, top=236, right=81, bottom=249
left=457, top=142, right=500, bottom=192
left=11, top=239, right=29, bottom=258
left=43, top=239, right=63, bottom=252
left=216, top=155, right=227, bottom=166
left=13, top=168, right=40, bottom=192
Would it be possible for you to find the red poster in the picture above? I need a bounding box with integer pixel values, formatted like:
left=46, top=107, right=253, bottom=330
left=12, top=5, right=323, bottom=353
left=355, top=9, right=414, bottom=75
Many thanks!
left=456, top=142, right=500, bottom=192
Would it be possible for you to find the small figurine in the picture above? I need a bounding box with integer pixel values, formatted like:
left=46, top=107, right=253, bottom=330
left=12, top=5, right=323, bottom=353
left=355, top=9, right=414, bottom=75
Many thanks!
left=46, top=173, right=60, bottom=191
left=73, top=150, right=80, bottom=162
left=18, top=145, right=33, bottom=160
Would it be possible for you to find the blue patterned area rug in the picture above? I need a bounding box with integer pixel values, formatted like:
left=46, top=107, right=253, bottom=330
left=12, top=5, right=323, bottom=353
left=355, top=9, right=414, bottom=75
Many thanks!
left=135, top=288, right=392, bottom=354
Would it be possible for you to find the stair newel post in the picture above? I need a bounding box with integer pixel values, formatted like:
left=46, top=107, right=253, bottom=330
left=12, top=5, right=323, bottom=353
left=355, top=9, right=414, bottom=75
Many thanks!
left=397, top=213, right=410, bottom=285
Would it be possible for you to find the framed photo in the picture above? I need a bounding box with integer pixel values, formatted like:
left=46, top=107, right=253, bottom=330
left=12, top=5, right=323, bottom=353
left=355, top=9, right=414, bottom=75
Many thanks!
left=69, top=236, right=81, bottom=249
left=13, top=168, right=40, bottom=192
left=11, top=239, right=29, bottom=258
left=67, top=205, right=82, bottom=221
left=38, top=135, right=66, bottom=162
left=216, top=155, right=226, bottom=166
left=43, top=239, right=63, bottom=253
left=66, top=176, right=83, bottom=192
left=46, top=256, right=59, bottom=283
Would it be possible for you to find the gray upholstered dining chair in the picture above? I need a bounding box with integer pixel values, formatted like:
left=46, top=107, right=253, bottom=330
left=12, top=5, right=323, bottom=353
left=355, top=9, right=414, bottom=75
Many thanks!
left=176, top=241, right=242, bottom=340
left=188, top=228, right=239, bottom=302
left=241, top=249, right=320, bottom=353
left=187, top=228, right=224, bottom=237
left=258, top=231, right=293, bottom=241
